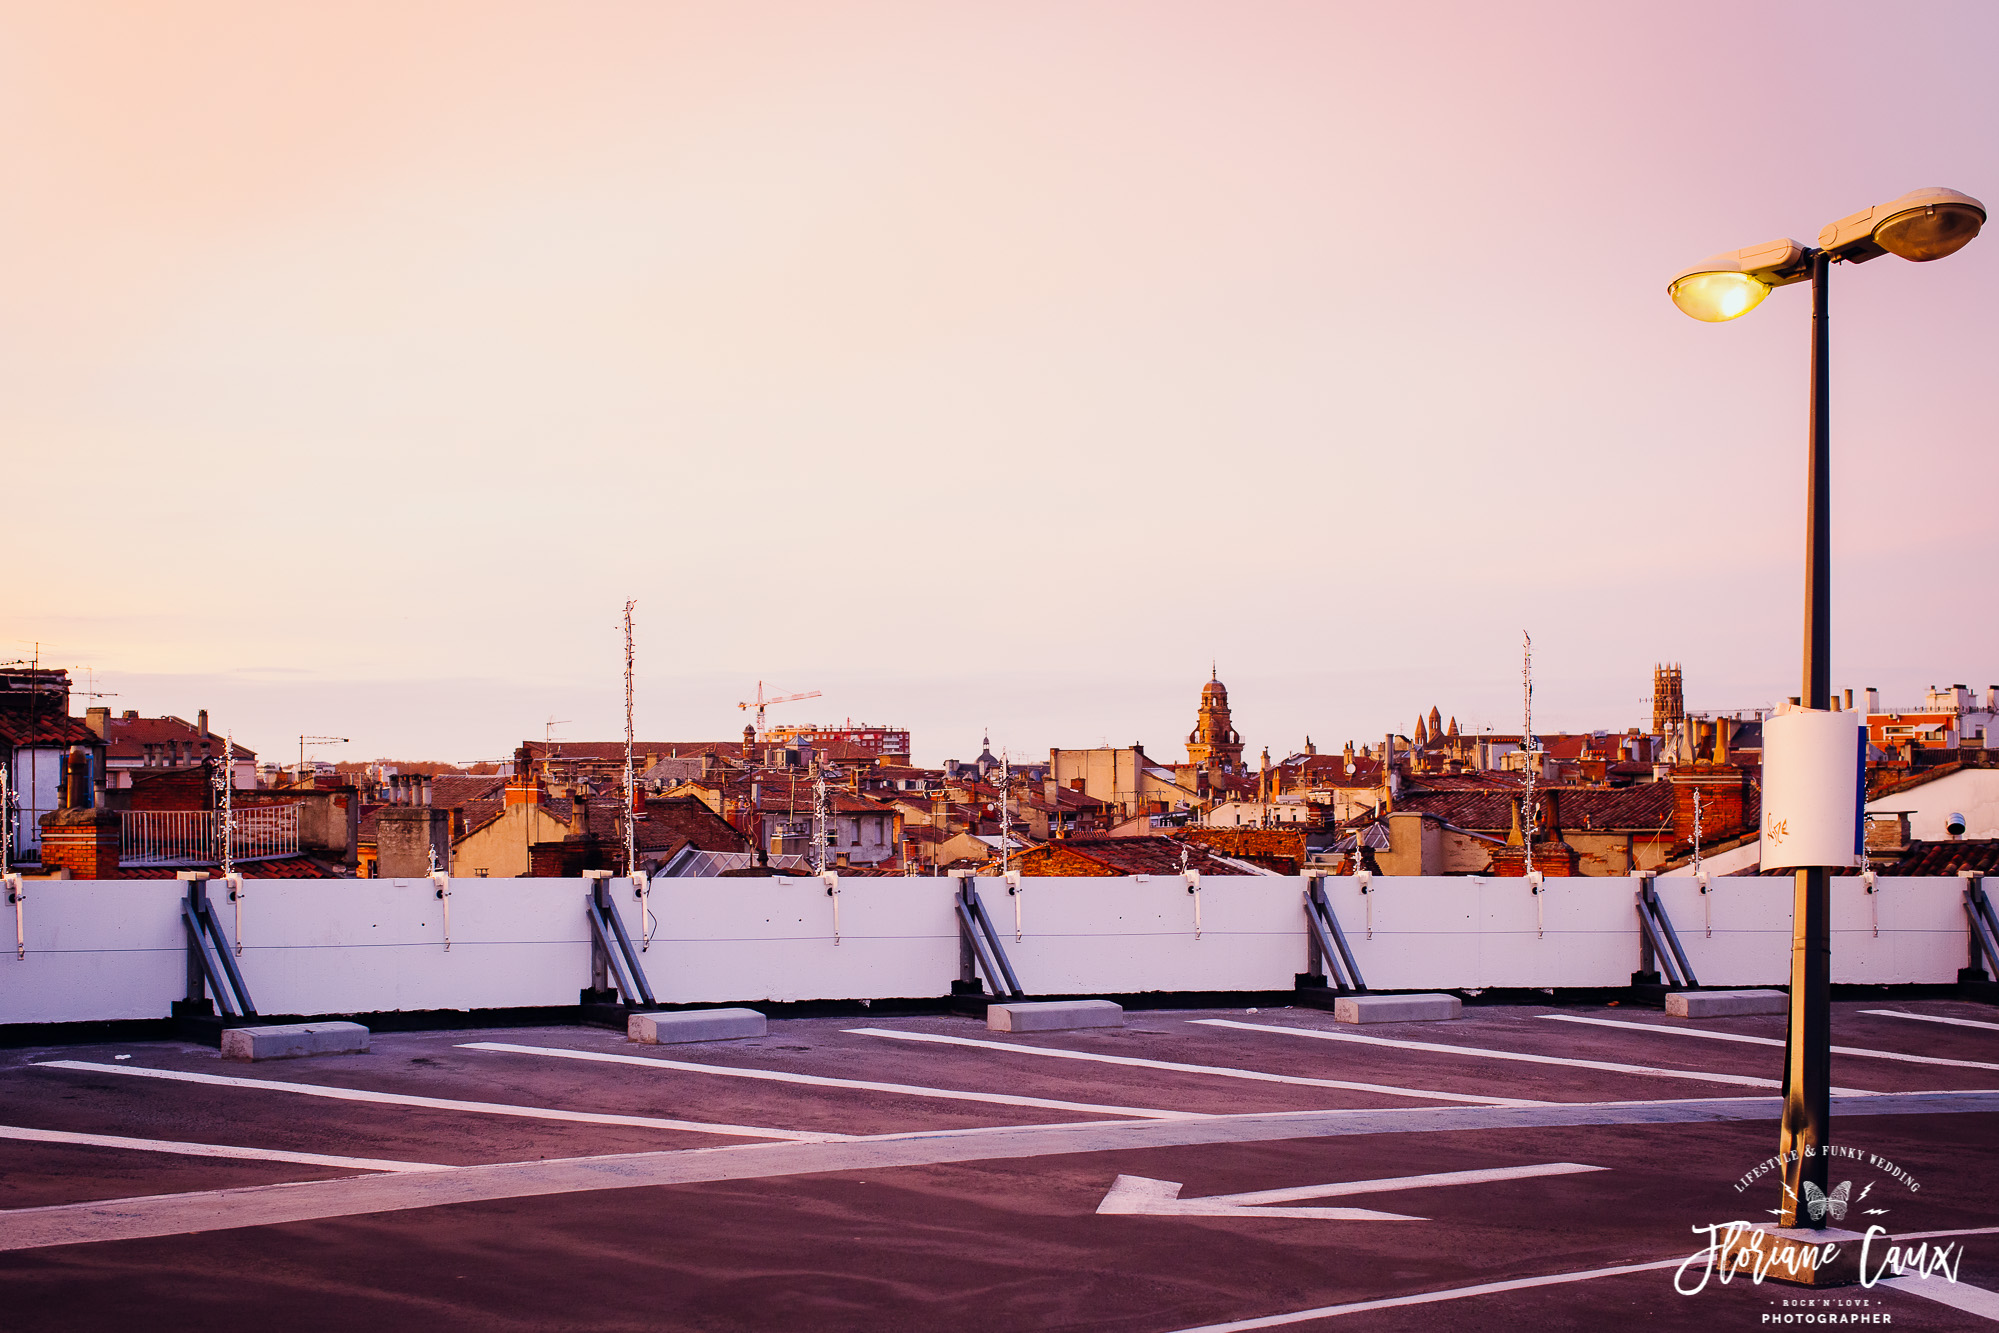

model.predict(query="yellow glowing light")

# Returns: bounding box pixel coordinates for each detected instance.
[1669,270,1771,322]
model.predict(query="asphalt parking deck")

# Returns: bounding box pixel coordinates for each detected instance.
[3,997,1997,1331]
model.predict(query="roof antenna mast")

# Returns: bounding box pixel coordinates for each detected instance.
[1521,631,1538,880]
[621,600,642,913]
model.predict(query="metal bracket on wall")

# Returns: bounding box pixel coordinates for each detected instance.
[5,874,23,960]
[432,873,452,951]
[223,873,246,957]
[822,871,841,945]
[1185,870,1203,940]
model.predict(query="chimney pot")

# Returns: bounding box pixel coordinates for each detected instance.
[197,710,208,738]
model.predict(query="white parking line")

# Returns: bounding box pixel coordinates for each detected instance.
[1166,1257,1686,1330]
[0,1123,448,1173]
[34,1060,842,1142]
[1192,1019,1880,1096]
[1864,1009,1999,1035]
[847,1027,1545,1108]
[1164,1225,1999,1331]
[1878,1274,1999,1320]
[1540,1014,1999,1073]
[460,1041,1199,1120]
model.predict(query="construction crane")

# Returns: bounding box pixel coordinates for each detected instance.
[737,682,821,743]
[297,735,349,780]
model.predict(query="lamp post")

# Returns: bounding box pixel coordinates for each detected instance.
[1669,186,1985,1228]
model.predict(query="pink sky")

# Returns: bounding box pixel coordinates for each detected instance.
[4,1,1995,767]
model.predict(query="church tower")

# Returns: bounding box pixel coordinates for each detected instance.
[1186,667,1245,773]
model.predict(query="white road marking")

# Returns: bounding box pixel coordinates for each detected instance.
[847,1027,1545,1108]
[460,1040,1197,1120]
[1100,1175,1419,1222]
[1165,1226,1999,1331]
[1098,1162,1605,1223]
[1194,1019,1881,1096]
[1541,1013,1999,1073]
[0,1123,448,1174]
[1165,1258,1687,1329]
[1878,1274,1999,1320]
[34,1060,842,1142]
[1864,1009,1999,1035]
[3,1091,1992,1253]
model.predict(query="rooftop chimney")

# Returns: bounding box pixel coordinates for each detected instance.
[197,709,209,738]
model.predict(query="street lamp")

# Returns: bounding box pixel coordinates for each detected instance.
[1669,185,1985,1231]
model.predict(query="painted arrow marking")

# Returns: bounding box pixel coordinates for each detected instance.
[1097,1161,1607,1222]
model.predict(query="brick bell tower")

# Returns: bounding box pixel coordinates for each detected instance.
[1186,666,1245,774]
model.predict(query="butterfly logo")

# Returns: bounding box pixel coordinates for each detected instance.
[1804,1180,1851,1222]
[1771,1179,1885,1221]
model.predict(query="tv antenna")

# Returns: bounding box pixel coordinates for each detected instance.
[298,735,349,780]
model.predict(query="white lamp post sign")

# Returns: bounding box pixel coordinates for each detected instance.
[1760,706,1864,872]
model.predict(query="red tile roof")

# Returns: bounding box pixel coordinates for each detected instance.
[1024,836,1270,876]
[1395,784,1676,833]
[0,713,98,747]
[1872,838,1999,876]
[110,856,344,880]
[97,715,254,761]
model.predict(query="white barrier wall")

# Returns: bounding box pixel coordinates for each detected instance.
[0,873,1985,1025]
[1654,875,1975,987]
[648,875,957,1005]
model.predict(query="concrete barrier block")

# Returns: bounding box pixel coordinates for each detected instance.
[1666,989,1787,1018]
[221,1021,370,1061]
[1333,993,1462,1024]
[987,1000,1124,1033]
[629,1007,768,1044]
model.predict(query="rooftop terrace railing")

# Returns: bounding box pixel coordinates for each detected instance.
[120,807,299,867]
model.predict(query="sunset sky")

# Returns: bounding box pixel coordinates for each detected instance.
[4,1,1995,767]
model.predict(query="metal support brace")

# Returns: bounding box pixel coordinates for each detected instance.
[1005,871,1023,943]
[1964,875,1999,981]
[1356,870,1374,940]
[1302,874,1366,992]
[823,871,841,945]
[952,874,1023,998]
[1527,869,1546,939]
[1636,875,1697,989]
[1185,870,1202,941]
[179,874,256,1018]
[584,871,656,1007]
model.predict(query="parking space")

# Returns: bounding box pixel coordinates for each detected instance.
[3,996,1997,1330]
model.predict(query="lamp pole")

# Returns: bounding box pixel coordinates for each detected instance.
[1671,186,1984,1231]
[1777,248,1833,1228]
